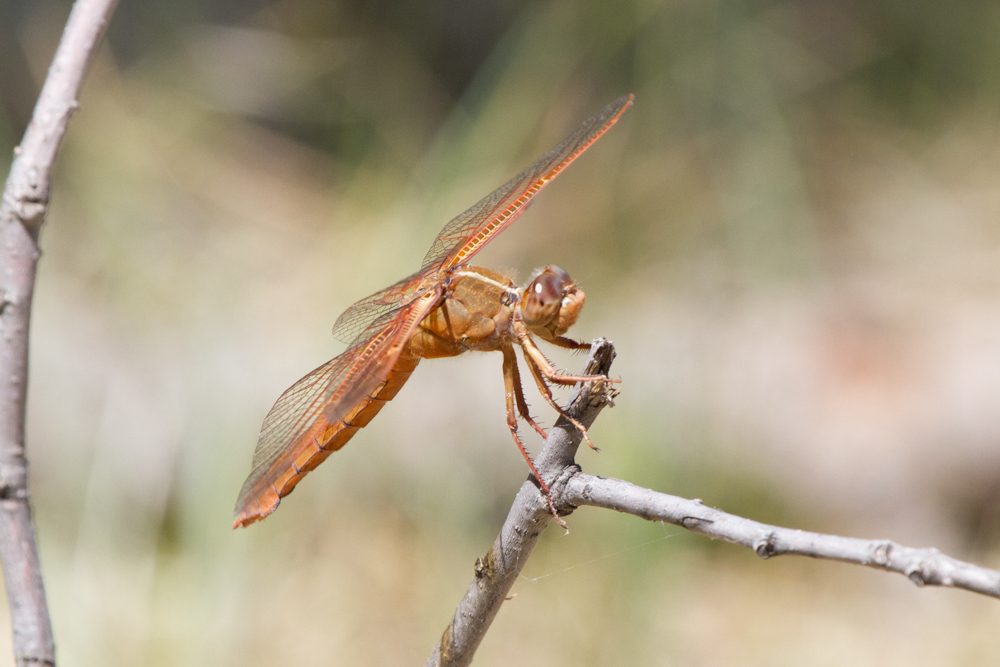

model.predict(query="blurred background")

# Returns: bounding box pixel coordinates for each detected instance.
[3,0,1000,664]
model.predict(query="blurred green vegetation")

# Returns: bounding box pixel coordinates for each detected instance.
[4,0,1000,664]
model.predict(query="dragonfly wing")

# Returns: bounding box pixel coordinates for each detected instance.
[331,271,426,344]
[420,94,633,271]
[234,290,440,527]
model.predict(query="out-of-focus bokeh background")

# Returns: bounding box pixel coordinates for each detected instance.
[3,0,1000,664]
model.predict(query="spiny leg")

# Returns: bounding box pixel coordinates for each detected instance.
[516,322,620,386]
[522,348,601,452]
[502,345,547,439]
[502,346,566,529]
[549,336,591,352]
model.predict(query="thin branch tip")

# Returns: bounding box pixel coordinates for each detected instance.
[566,473,1000,601]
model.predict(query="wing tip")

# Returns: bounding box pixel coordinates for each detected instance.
[232,492,279,529]
[605,93,634,126]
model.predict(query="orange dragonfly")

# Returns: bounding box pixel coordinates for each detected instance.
[234,94,633,528]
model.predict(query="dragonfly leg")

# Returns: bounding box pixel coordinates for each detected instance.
[521,350,600,452]
[549,336,591,352]
[440,297,456,339]
[503,347,567,529]
[502,345,547,439]
[515,322,620,386]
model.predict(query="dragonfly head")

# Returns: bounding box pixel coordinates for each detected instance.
[520,265,585,340]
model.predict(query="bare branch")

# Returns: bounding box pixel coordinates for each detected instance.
[425,339,618,667]
[564,474,1000,599]
[425,335,1000,665]
[0,1,119,665]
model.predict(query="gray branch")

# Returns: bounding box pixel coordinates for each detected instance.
[426,339,1000,666]
[424,339,619,667]
[0,1,119,665]
[564,474,1000,598]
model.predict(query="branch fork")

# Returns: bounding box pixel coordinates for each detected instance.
[427,338,1000,667]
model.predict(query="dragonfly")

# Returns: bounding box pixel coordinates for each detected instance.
[234,94,633,528]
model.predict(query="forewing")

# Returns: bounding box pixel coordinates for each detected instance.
[420,94,633,271]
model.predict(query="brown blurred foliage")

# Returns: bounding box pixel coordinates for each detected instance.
[2,0,1000,664]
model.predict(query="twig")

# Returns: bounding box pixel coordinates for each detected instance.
[426,343,1000,666]
[0,1,119,665]
[424,339,618,667]
[563,474,1000,599]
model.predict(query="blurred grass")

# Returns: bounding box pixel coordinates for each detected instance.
[4,0,1000,664]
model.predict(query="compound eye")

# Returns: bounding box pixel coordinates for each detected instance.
[522,272,564,327]
[545,264,572,285]
[532,273,563,306]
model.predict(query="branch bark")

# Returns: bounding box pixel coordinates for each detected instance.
[0,1,119,665]
[425,339,618,667]
[564,474,1000,599]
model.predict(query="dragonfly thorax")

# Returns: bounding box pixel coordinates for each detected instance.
[406,266,518,358]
